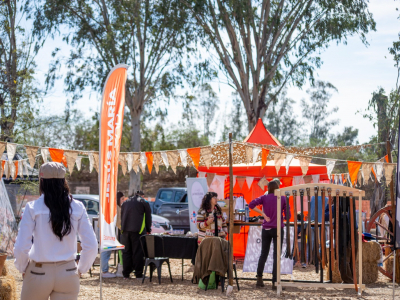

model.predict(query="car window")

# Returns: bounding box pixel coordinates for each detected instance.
[159,191,173,202]
[180,194,187,203]
[86,200,99,215]
[174,191,185,202]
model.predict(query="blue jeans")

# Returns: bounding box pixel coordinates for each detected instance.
[100,251,112,273]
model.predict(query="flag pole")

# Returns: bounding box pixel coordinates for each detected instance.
[393,250,396,300]
[228,133,234,288]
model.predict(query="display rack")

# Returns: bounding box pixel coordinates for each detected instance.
[274,183,365,296]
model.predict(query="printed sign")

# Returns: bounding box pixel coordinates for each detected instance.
[186,178,207,233]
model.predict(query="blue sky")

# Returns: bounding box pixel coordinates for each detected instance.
[38,0,400,144]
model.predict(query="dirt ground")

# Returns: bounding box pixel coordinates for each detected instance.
[6,257,398,300]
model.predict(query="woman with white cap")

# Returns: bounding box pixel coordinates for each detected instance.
[14,162,98,300]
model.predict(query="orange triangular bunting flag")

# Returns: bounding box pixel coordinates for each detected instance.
[347,161,362,186]
[385,155,389,162]
[261,149,269,169]
[145,152,154,174]
[187,147,201,169]
[14,161,18,180]
[49,148,67,167]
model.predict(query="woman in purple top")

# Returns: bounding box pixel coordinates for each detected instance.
[249,180,290,290]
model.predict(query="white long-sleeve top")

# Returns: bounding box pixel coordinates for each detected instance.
[14,195,98,274]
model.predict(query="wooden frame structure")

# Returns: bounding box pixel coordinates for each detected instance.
[274,183,365,296]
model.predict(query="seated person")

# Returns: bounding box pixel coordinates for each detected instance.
[196,192,227,244]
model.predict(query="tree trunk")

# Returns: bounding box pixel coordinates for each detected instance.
[128,109,141,196]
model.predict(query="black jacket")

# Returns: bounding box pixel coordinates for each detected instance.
[121,195,152,233]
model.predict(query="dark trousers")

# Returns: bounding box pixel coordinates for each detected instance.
[256,228,283,282]
[121,231,144,278]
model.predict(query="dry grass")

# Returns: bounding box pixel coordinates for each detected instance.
[5,257,400,300]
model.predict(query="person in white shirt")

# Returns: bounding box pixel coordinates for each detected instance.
[14,162,98,300]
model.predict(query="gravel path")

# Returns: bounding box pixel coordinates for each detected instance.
[6,257,398,299]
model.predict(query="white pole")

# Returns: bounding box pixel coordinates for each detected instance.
[275,189,281,295]
[393,250,396,300]
[100,254,103,300]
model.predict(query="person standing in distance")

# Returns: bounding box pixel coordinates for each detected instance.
[14,162,98,300]
[248,180,290,290]
[121,190,152,279]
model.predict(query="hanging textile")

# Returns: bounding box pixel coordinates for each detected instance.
[167,151,179,174]
[7,143,16,162]
[312,175,320,183]
[274,153,285,174]
[206,173,215,187]
[237,177,246,189]
[179,150,188,167]
[347,161,362,186]
[139,152,147,174]
[153,152,161,174]
[258,177,269,189]
[252,147,261,164]
[285,154,294,175]
[64,150,79,174]
[384,164,396,186]
[326,159,336,178]
[161,151,169,169]
[118,153,128,176]
[145,152,154,174]
[261,149,269,169]
[299,156,312,176]
[25,146,38,168]
[187,147,200,169]
[293,176,305,185]
[200,146,212,169]
[246,177,254,189]
[127,153,133,172]
[375,162,384,183]
[41,148,50,164]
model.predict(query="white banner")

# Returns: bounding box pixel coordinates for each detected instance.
[186,178,208,233]
[243,226,294,275]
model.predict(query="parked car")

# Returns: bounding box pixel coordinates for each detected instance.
[156,193,189,233]
[150,187,187,214]
[72,194,173,235]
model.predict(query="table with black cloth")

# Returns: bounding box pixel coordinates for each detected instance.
[146,235,198,280]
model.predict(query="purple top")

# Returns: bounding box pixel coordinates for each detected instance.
[249,194,290,229]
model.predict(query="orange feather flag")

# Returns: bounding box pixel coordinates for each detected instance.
[261,149,269,169]
[49,148,67,167]
[187,148,201,169]
[145,152,153,174]
[347,161,362,186]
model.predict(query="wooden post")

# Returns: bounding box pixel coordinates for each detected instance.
[228,133,234,286]
[275,188,282,295]
[387,140,395,218]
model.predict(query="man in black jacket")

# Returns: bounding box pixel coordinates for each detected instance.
[121,190,152,279]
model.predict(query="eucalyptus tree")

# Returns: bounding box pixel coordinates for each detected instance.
[0,0,41,142]
[35,0,196,194]
[185,0,376,131]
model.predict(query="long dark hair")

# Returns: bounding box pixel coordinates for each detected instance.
[39,178,72,241]
[117,191,124,207]
[200,192,221,214]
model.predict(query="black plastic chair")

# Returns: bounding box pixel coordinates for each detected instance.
[140,235,173,284]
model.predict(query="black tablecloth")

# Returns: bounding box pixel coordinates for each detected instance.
[145,235,198,265]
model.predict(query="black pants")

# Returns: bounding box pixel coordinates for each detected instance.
[121,231,144,278]
[256,228,283,282]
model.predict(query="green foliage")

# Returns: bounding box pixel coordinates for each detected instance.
[186,0,376,128]
[220,93,247,142]
[0,0,42,141]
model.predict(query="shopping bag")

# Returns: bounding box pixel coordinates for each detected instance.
[198,271,217,290]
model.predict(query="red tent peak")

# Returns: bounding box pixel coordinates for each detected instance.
[243,118,282,146]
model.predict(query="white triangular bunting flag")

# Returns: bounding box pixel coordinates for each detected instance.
[4,161,9,179]
[41,148,50,164]
[139,152,147,174]
[252,147,262,164]
[246,176,254,189]
[326,159,336,178]
[375,162,384,183]
[7,143,16,162]
[233,175,237,186]
[312,175,320,183]
[285,154,294,175]
[88,153,94,173]
[10,161,16,179]
[18,160,24,177]
[64,150,79,175]
[179,150,188,167]
[127,153,133,172]
[23,160,29,176]
[76,157,82,171]
[384,164,396,186]
[362,163,373,184]
[198,172,206,177]
[161,151,169,169]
